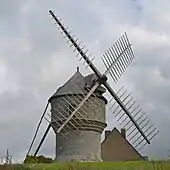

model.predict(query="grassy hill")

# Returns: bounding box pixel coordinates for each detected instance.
[0,161,170,170]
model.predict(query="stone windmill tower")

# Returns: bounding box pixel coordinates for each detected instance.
[26,10,159,162]
[49,67,107,161]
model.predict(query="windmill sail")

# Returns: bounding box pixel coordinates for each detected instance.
[26,102,50,157]
[49,10,158,146]
[49,10,100,77]
[108,86,159,150]
[101,32,135,83]
[33,123,51,156]
[26,9,158,160]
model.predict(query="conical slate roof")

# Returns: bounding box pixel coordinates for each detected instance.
[49,67,107,103]
[49,67,85,99]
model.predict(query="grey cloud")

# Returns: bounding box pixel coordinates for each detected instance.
[0,90,40,159]
[0,0,170,162]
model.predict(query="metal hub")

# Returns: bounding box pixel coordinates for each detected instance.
[98,75,108,84]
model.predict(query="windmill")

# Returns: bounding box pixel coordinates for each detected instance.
[26,10,159,162]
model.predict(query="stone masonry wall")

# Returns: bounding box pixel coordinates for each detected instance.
[50,95,106,123]
[50,95,106,162]
[55,130,102,162]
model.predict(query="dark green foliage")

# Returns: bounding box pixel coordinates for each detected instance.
[24,155,53,164]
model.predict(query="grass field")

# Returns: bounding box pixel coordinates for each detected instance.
[0,161,170,170]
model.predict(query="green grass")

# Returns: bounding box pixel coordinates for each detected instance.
[1,161,170,170]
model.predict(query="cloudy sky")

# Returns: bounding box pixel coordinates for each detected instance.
[0,0,170,162]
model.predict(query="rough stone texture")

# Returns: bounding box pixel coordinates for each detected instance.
[55,131,102,162]
[50,95,106,162]
[50,95,106,123]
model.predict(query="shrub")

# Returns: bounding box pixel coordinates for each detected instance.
[24,155,53,164]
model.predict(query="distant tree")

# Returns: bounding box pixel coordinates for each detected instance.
[2,149,12,165]
[5,149,9,164]
[9,155,12,164]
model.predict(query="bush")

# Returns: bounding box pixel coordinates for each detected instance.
[24,155,53,164]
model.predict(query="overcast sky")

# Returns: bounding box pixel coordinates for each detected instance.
[0,0,170,162]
